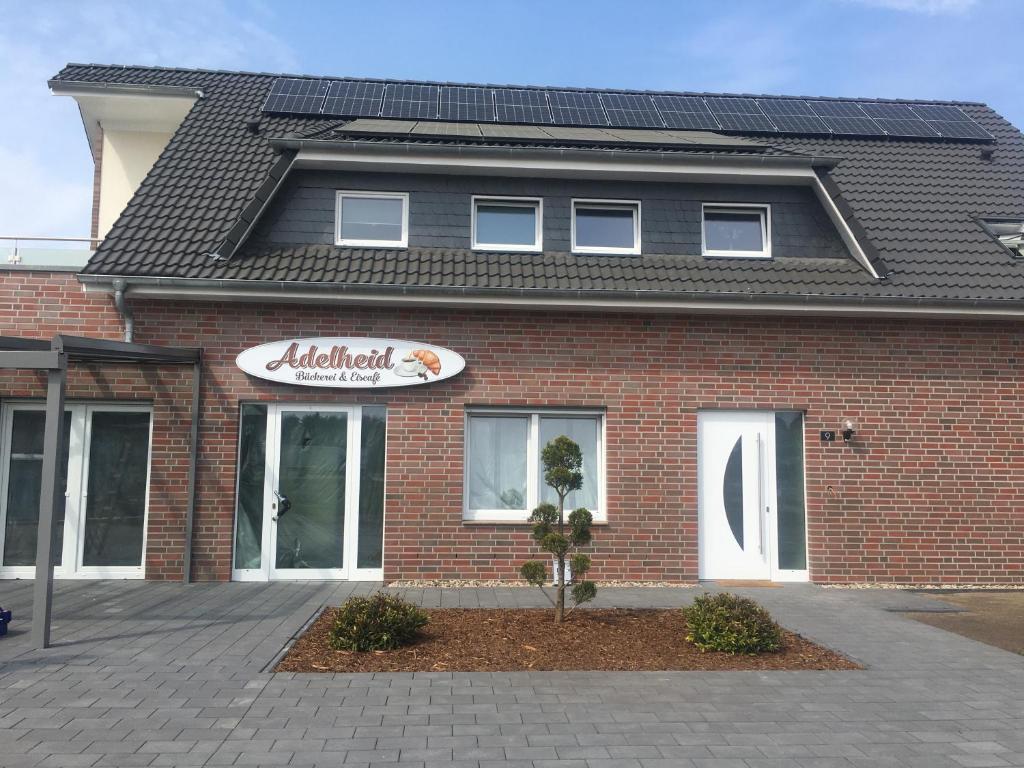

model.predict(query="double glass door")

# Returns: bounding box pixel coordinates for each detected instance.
[0,403,152,578]
[232,404,385,581]
[698,411,808,582]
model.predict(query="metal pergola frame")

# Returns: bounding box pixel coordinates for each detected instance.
[0,334,201,648]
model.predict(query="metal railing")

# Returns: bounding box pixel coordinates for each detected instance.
[1,235,101,264]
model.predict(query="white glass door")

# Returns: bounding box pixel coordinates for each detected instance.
[232,404,385,581]
[0,403,152,579]
[698,411,807,582]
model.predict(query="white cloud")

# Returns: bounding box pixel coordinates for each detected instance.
[0,0,298,238]
[841,0,979,14]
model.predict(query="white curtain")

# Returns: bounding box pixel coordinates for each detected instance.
[468,416,528,510]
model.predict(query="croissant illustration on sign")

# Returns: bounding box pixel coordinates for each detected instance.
[395,349,442,380]
[236,337,465,388]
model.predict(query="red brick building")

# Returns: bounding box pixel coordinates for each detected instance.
[2,64,1023,585]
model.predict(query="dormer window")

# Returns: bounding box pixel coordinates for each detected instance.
[336,191,408,248]
[572,200,641,255]
[980,218,1024,256]
[702,204,771,258]
[472,196,543,252]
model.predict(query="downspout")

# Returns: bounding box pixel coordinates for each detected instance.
[112,278,134,342]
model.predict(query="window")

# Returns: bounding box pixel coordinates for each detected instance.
[472,196,542,251]
[702,204,771,258]
[0,402,152,578]
[980,218,1024,256]
[336,191,408,247]
[572,199,641,255]
[464,410,604,522]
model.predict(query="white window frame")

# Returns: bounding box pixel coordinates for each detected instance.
[335,190,409,248]
[571,199,642,255]
[471,196,543,252]
[463,408,606,523]
[0,401,153,580]
[701,203,772,259]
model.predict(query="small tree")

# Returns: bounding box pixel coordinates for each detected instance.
[519,435,597,623]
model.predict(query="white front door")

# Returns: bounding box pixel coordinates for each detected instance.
[698,411,808,582]
[0,402,153,579]
[232,404,386,581]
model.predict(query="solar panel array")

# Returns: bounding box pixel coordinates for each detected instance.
[262,77,994,141]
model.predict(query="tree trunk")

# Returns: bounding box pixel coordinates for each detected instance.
[555,553,565,623]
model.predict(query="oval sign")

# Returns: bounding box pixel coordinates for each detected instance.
[236,337,466,388]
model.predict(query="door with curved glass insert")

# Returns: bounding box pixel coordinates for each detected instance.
[697,411,807,581]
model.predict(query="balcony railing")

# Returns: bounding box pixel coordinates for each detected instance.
[1,236,100,268]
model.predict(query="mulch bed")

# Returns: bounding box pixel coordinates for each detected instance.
[276,608,860,673]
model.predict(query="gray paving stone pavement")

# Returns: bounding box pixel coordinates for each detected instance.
[1,580,1023,767]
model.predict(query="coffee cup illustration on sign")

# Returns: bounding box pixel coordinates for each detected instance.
[394,349,442,381]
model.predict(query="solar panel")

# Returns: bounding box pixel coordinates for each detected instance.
[858,102,920,121]
[805,101,885,135]
[439,86,494,122]
[548,91,608,125]
[601,93,664,128]
[908,104,969,121]
[872,118,941,138]
[909,105,993,140]
[380,84,439,119]
[262,78,330,114]
[410,122,483,137]
[768,114,832,134]
[927,120,993,140]
[704,97,776,132]
[321,81,385,117]
[651,95,721,130]
[260,76,996,143]
[493,89,553,123]
[755,99,829,133]
[756,98,817,116]
[817,116,885,135]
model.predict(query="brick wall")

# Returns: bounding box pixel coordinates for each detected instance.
[134,297,1024,585]
[4,270,1023,584]
[0,270,193,580]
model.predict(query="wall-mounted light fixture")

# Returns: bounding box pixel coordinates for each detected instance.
[841,419,856,443]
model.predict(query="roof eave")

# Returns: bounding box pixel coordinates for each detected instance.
[75,273,1024,319]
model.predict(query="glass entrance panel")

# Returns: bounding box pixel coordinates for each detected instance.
[234,405,268,570]
[275,411,348,571]
[774,411,807,572]
[356,406,386,570]
[2,410,72,566]
[81,411,150,567]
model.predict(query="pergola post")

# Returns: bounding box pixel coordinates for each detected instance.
[182,358,202,583]
[31,350,67,649]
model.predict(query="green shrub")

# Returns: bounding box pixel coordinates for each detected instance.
[329,593,428,652]
[684,592,783,654]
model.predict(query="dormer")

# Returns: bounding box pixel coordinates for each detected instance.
[49,80,200,240]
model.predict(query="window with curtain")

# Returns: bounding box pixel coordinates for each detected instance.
[464,411,604,521]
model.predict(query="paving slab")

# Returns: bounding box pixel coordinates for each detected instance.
[1,580,1024,767]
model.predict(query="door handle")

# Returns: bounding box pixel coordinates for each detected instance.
[272,490,291,521]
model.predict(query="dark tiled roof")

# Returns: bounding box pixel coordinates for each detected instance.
[54,63,1024,305]
[198,245,877,296]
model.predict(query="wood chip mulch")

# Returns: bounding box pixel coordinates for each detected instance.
[275,608,860,673]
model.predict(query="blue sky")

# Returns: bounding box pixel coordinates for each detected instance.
[2,0,1021,239]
